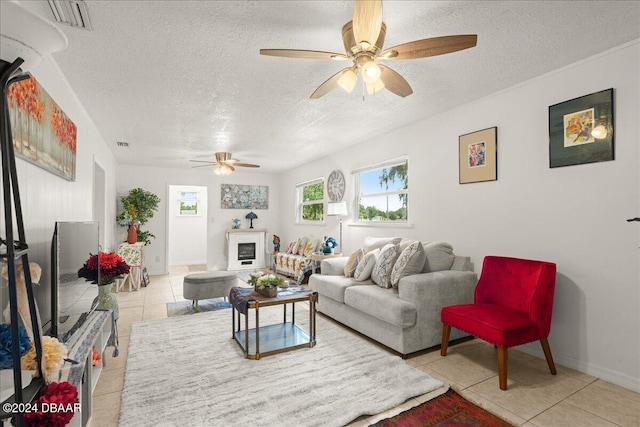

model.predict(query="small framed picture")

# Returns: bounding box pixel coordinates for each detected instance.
[549,88,614,168]
[459,127,497,184]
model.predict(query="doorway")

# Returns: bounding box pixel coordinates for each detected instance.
[93,160,106,249]
[167,185,208,268]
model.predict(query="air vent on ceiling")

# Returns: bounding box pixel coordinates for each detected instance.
[116,141,129,148]
[47,0,93,31]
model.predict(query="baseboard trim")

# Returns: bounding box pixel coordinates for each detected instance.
[519,342,640,393]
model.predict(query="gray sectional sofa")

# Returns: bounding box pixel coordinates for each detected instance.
[309,238,477,357]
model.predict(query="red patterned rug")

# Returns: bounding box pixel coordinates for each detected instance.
[371,389,514,427]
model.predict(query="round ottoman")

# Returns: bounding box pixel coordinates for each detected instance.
[183,271,238,311]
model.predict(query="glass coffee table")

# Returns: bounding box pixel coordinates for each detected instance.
[229,286,317,359]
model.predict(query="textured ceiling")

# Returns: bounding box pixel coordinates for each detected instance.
[14,1,640,173]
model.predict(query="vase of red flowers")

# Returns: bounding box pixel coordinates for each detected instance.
[78,252,130,321]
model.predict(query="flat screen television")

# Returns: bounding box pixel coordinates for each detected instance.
[51,221,100,341]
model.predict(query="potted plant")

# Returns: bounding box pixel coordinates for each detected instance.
[252,272,285,297]
[116,188,160,245]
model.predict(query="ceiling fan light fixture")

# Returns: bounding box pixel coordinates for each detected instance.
[366,79,385,95]
[362,60,381,84]
[214,164,233,175]
[337,68,358,92]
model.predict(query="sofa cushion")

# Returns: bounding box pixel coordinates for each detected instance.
[372,243,400,288]
[344,285,417,328]
[390,241,426,288]
[354,248,379,281]
[309,275,368,303]
[285,242,295,254]
[363,236,402,253]
[422,242,455,273]
[344,249,365,277]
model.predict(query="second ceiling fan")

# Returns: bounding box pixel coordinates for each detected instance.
[260,0,477,99]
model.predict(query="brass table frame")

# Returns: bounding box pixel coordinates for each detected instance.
[232,291,317,359]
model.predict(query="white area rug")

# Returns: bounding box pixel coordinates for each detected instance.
[120,308,444,427]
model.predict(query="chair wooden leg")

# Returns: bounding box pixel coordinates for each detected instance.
[540,338,557,375]
[497,347,508,390]
[441,324,451,356]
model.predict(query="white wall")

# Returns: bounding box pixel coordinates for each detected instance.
[116,165,280,274]
[168,185,207,265]
[278,41,640,391]
[1,56,119,328]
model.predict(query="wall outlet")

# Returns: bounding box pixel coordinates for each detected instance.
[155,256,160,262]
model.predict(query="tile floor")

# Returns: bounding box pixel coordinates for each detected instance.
[89,266,640,427]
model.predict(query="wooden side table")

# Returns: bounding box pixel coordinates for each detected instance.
[117,242,144,291]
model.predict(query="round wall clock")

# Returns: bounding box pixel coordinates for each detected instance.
[327,169,346,202]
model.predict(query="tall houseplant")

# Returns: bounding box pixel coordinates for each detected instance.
[116,188,160,245]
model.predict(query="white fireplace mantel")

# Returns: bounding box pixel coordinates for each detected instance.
[226,229,267,271]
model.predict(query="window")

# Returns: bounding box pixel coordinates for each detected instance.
[355,159,408,223]
[179,192,199,215]
[297,178,324,222]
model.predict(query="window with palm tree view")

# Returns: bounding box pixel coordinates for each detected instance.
[297,178,324,222]
[356,160,408,222]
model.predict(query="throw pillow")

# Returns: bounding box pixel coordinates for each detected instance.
[390,241,426,288]
[304,237,319,257]
[285,242,295,254]
[422,242,455,273]
[362,236,402,253]
[371,243,400,288]
[344,249,365,278]
[354,248,379,281]
[297,237,308,255]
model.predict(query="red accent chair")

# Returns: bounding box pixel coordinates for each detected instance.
[440,256,557,390]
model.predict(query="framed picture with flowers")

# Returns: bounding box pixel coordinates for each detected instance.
[549,88,614,168]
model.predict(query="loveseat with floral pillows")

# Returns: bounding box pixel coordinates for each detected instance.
[274,236,323,283]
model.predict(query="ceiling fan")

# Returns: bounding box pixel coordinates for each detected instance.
[190,152,260,175]
[260,0,477,99]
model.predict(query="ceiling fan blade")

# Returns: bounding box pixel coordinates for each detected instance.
[233,163,260,168]
[381,35,477,60]
[352,0,383,48]
[189,160,218,164]
[378,64,413,97]
[260,49,348,60]
[192,164,216,168]
[310,68,352,99]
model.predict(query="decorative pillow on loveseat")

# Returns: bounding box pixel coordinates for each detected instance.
[371,243,400,288]
[354,248,379,281]
[390,241,426,288]
[344,249,365,278]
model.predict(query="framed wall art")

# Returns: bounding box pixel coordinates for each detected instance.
[549,88,614,168]
[221,184,269,209]
[459,126,497,184]
[7,76,77,181]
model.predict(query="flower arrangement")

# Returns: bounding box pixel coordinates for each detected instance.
[0,323,31,369]
[256,273,285,289]
[247,270,265,286]
[78,252,130,286]
[21,336,67,381]
[24,381,79,427]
